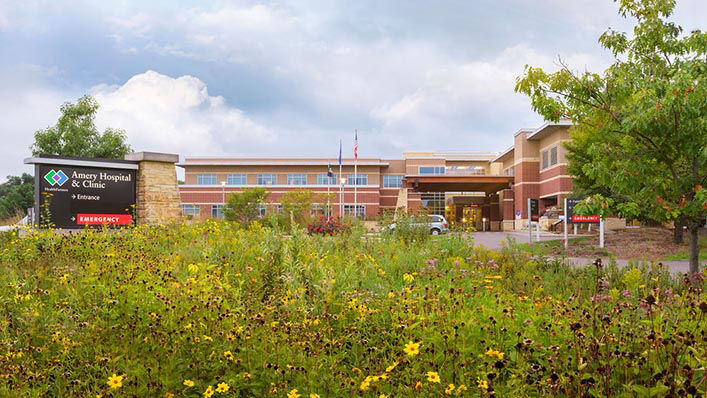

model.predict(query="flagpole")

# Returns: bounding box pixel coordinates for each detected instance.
[339,140,343,217]
[354,130,358,218]
[327,168,330,218]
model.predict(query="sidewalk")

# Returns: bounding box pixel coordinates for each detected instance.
[560,257,702,275]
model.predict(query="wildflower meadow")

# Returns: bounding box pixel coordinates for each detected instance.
[0,221,706,397]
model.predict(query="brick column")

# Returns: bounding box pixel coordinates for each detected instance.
[125,152,182,225]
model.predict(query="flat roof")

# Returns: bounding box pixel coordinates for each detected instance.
[177,161,389,167]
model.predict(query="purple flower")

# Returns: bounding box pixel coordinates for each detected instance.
[621,289,630,298]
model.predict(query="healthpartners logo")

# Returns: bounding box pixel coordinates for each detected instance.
[44,169,69,186]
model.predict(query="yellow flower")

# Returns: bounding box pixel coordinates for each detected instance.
[379,395,388,398]
[385,361,399,372]
[414,381,423,390]
[215,382,230,393]
[183,379,195,387]
[287,389,301,398]
[403,273,414,283]
[426,371,441,383]
[477,377,488,390]
[106,374,123,389]
[404,341,420,356]
[242,372,252,379]
[456,384,468,394]
[485,349,504,360]
[164,393,175,398]
[445,383,455,394]
[203,385,214,398]
[223,351,234,361]
[310,394,321,398]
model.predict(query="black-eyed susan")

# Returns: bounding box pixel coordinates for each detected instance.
[203,385,214,397]
[426,371,441,383]
[404,341,420,356]
[183,379,195,387]
[106,374,123,389]
[287,389,301,398]
[215,382,229,393]
[445,383,455,394]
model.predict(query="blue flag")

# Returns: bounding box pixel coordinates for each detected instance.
[338,140,342,166]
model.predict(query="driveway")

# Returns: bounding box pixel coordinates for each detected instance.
[469,231,561,250]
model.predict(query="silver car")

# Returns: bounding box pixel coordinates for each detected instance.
[384,215,450,235]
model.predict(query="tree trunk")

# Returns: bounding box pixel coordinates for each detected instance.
[673,218,683,244]
[688,221,700,274]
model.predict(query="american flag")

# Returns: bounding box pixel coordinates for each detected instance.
[354,130,358,160]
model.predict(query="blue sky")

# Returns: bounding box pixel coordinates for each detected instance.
[1,0,705,180]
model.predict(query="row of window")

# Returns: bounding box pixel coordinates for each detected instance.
[183,203,362,218]
[196,173,374,186]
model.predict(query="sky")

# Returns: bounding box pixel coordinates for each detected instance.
[1,0,705,181]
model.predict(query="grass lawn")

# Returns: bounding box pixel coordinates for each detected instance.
[663,233,707,260]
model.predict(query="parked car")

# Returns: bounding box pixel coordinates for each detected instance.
[383,215,450,235]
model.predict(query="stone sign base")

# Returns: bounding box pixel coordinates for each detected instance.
[125,152,181,225]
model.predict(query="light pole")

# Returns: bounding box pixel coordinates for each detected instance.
[340,177,346,217]
[220,181,226,218]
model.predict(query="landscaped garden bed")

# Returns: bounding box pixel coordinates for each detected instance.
[0,222,705,396]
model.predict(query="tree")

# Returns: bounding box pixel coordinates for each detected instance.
[223,188,269,225]
[516,0,707,273]
[0,173,34,220]
[31,95,131,159]
[280,189,330,225]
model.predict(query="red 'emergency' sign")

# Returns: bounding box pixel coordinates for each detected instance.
[77,214,133,225]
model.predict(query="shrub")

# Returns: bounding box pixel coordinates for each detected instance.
[307,216,344,235]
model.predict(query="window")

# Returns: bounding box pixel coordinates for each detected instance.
[383,175,403,188]
[287,174,307,185]
[182,204,200,216]
[541,150,549,170]
[541,146,558,170]
[212,204,224,218]
[256,204,267,217]
[420,192,445,215]
[257,174,277,185]
[227,174,246,185]
[276,204,283,213]
[419,166,445,175]
[504,166,515,176]
[347,174,368,185]
[550,146,558,167]
[197,174,217,185]
[317,174,337,185]
[344,204,365,216]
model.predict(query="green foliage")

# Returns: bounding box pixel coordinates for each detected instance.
[0,222,705,396]
[31,95,132,159]
[279,189,330,224]
[0,174,34,219]
[516,0,707,271]
[223,188,269,225]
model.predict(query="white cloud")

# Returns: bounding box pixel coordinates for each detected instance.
[90,70,275,156]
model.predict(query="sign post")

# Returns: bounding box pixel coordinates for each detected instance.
[567,198,603,248]
[528,198,539,243]
[25,155,137,229]
[564,197,568,249]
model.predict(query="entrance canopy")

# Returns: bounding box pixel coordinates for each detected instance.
[404,175,513,194]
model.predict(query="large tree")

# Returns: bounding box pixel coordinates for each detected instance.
[516,0,707,273]
[31,95,131,159]
[0,173,34,220]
